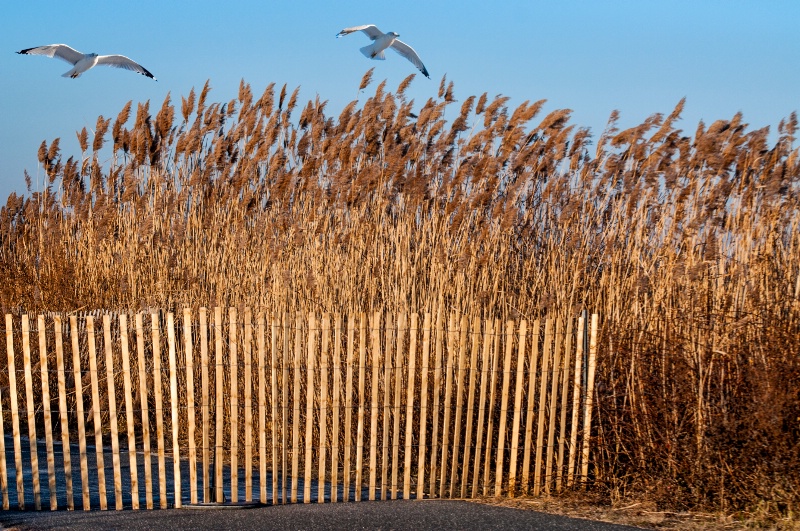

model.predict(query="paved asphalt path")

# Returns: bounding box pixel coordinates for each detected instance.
[0,499,640,530]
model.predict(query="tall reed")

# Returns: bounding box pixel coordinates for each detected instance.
[1,76,798,516]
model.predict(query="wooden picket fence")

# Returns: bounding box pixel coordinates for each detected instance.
[0,308,598,511]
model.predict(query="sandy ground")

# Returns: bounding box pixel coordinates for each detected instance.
[472,493,800,530]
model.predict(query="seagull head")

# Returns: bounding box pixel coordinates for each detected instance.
[388,32,399,37]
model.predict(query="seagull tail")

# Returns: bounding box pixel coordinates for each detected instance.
[360,44,386,61]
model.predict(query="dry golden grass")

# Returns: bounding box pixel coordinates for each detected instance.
[0,75,798,520]
[474,492,800,530]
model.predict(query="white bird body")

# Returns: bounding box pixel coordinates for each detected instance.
[337,25,429,78]
[17,44,156,80]
[66,53,101,78]
[361,31,399,60]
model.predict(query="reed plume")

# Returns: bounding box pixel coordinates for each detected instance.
[0,76,798,518]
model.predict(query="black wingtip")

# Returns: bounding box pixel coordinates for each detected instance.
[17,48,33,55]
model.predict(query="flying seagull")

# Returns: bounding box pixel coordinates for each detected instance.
[17,44,156,80]
[336,25,429,78]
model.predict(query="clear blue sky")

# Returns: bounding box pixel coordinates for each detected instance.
[1,1,798,201]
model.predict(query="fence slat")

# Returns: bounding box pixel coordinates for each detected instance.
[291,312,301,504]
[580,314,599,485]
[566,315,585,488]
[268,315,278,505]
[521,320,541,495]
[229,308,239,503]
[391,312,406,500]
[508,320,527,497]
[167,313,182,508]
[0,359,7,510]
[416,312,431,499]
[533,317,553,496]
[120,315,139,510]
[136,314,153,509]
[102,315,123,510]
[244,308,253,502]
[355,313,367,502]
[6,315,24,510]
[22,315,42,510]
[72,316,90,510]
[200,308,210,503]
[184,309,197,505]
[494,320,515,497]
[257,312,266,505]
[380,316,393,501]
[343,315,356,502]
[281,312,290,504]
[37,316,57,510]
[461,315,481,498]
[368,310,381,501]
[556,317,574,492]
[318,314,330,504]
[545,317,564,493]
[428,306,444,497]
[482,319,501,496]
[53,316,73,510]
[214,307,224,504]
[471,318,493,499]
[403,313,418,500]
[330,314,343,503]
[151,313,167,509]
[449,315,468,497]
[87,316,107,510]
[438,312,456,498]
[304,313,316,504]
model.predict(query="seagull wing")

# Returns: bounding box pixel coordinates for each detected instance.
[96,55,156,80]
[390,39,430,78]
[336,24,384,40]
[17,44,85,65]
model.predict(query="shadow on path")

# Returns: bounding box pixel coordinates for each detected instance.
[1,435,359,510]
[0,499,642,531]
